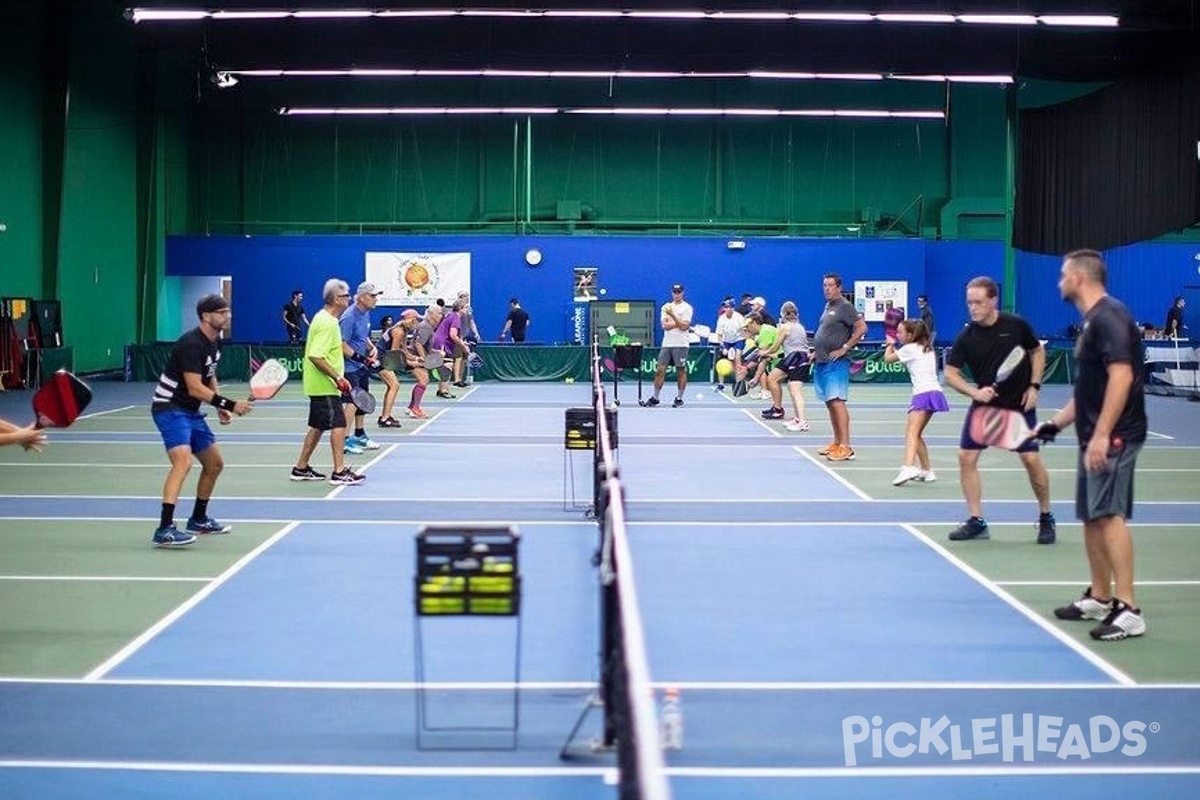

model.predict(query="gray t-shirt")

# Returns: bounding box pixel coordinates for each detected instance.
[812,297,859,363]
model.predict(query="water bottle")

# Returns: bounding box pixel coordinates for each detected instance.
[659,687,683,751]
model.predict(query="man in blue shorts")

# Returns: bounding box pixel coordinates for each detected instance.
[944,276,1055,545]
[1035,250,1148,640]
[150,294,253,548]
[811,273,866,461]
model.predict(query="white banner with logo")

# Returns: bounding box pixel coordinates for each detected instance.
[853,280,908,322]
[364,252,471,306]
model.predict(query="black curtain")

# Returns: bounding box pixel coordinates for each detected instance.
[1014,59,1200,255]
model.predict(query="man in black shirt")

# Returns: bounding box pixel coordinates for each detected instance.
[1034,250,1148,641]
[500,297,531,343]
[944,276,1056,544]
[1163,295,1185,339]
[917,294,936,343]
[150,294,253,548]
[283,289,310,343]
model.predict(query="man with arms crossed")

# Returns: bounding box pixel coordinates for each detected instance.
[811,273,866,461]
[642,283,693,408]
[944,276,1055,544]
[1036,250,1148,640]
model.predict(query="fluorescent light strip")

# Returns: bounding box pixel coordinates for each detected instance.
[128,8,1120,27]
[226,68,1006,84]
[280,106,945,119]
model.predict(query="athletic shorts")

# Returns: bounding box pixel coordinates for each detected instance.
[812,360,850,403]
[1077,440,1142,522]
[778,351,811,382]
[308,395,348,431]
[656,346,689,369]
[347,369,371,392]
[152,408,215,454]
[960,405,1039,453]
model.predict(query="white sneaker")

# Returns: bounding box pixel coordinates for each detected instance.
[892,465,923,486]
[916,469,937,483]
[358,435,381,450]
[784,418,810,432]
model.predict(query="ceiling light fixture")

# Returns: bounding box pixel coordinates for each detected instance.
[278,106,946,119]
[221,68,1009,84]
[127,8,1120,28]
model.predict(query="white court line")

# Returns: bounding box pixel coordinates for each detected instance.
[0,677,595,690]
[998,580,1200,587]
[78,405,135,420]
[3,494,1199,506]
[83,521,302,681]
[0,575,211,583]
[834,466,1200,473]
[0,517,594,526]
[4,676,1197,690]
[0,760,612,778]
[667,766,1200,778]
[898,523,1134,686]
[326,442,399,499]
[793,447,873,500]
[626,520,1200,527]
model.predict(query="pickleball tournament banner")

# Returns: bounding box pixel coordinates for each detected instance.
[365,252,471,306]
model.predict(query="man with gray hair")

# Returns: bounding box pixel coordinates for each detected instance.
[291,278,364,486]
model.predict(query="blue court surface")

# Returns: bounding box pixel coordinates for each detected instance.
[1,382,1198,799]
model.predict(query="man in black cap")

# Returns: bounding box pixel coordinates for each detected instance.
[149,294,253,548]
[642,283,694,407]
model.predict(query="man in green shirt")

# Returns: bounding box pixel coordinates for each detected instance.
[291,278,365,486]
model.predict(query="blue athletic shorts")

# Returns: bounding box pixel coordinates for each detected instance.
[152,408,216,453]
[812,360,850,403]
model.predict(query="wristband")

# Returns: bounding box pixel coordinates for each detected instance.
[1030,382,1042,390]
[211,394,237,412]
[348,351,366,364]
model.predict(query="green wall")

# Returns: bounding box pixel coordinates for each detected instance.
[0,3,45,299]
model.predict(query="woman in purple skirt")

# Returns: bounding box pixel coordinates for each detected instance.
[884,319,949,486]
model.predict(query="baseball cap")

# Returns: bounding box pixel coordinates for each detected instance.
[399,309,419,320]
[196,294,229,316]
[356,282,384,296]
[752,296,766,307]
[671,283,684,292]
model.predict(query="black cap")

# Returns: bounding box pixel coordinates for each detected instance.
[196,294,229,316]
[671,283,684,292]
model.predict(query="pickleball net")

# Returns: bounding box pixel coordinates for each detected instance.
[590,340,672,800]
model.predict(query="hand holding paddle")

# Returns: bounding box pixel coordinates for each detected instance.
[18,369,95,450]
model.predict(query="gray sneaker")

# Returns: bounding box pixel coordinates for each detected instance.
[1054,588,1111,621]
[1089,601,1146,641]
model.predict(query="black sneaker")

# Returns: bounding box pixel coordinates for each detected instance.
[672,396,684,408]
[1036,513,1057,545]
[377,416,402,428]
[290,466,327,482]
[1054,587,1111,621]
[1089,600,1146,641]
[640,397,660,407]
[329,468,365,486]
[761,407,785,419]
[436,390,456,399]
[948,517,989,541]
